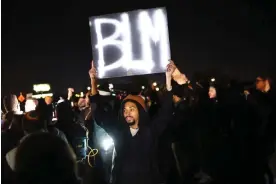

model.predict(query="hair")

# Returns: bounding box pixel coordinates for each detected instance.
[22,111,46,135]
[258,75,273,85]
[15,132,80,184]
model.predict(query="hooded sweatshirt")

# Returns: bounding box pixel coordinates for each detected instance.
[90,91,173,184]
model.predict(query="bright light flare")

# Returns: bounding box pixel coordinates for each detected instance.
[156,87,160,91]
[87,86,91,90]
[211,78,216,82]
[101,137,114,151]
[153,82,157,87]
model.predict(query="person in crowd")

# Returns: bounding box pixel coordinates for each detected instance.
[89,60,179,184]
[14,132,81,184]
[45,96,53,105]
[244,75,276,184]
[2,94,23,131]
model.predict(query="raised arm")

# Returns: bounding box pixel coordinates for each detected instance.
[88,61,119,135]
[151,60,177,137]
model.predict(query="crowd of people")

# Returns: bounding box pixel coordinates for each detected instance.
[1,60,276,184]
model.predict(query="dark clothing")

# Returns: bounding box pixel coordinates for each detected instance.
[90,91,173,184]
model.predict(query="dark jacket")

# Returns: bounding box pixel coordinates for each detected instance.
[90,91,173,184]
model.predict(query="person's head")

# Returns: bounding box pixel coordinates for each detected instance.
[98,82,111,96]
[173,95,182,104]
[85,93,90,106]
[3,94,20,113]
[208,86,217,99]
[15,132,79,184]
[78,98,86,109]
[122,95,147,128]
[256,76,271,92]
[22,110,45,135]
[25,98,38,113]
[45,96,53,105]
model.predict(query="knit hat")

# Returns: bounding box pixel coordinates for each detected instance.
[123,95,147,111]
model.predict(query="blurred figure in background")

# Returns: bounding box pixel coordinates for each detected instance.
[14,132,81,184]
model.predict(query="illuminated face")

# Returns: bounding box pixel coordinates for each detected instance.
[256,77,266,91]
[123,101,139,126]
[208,87,217,99]
[45,97,53,105]
[25,99,37,113]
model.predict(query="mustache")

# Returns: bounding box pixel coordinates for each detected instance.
[126,116,134,119]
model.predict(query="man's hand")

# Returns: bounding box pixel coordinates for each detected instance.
[68,88,74,100]
[89,61,97,79]
[165,60,176,91]
[169,59,188,85]
[166,60,177,79]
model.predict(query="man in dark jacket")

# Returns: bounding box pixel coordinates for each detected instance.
[88,60,178,184]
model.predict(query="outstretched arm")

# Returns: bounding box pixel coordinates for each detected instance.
[151,60,176,137]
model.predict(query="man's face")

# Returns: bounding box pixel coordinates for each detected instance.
[256,77,266,91]
[208,86,217,99]
[123,101,139,126]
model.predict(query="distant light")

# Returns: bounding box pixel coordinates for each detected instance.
[97,84,100,88]
[142,86,145,89]
[156,87,160,91]
[153,82,157,87]
[32,93,53,99]
[211,78,216,82]
[112,93,116,96]
[87,86,91,90]
[109,83,114,89]
[80,92,84,97]
[33,84,51,92]
[75,94,80,97]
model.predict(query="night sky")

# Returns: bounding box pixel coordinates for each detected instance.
[2,0,276,95]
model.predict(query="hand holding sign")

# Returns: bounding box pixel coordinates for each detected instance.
[89,61,98,79]
[170,60,188,85]
[166,60,176,79]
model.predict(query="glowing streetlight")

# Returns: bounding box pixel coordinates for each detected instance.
[211,78,215,82]
[142,86,145,89]
[87,86,91,90]
[153,82,157,87]
[156,87,160,91]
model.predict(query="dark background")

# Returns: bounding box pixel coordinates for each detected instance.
[2,0,276,95]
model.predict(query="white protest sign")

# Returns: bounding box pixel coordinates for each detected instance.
[89,7,171,78]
